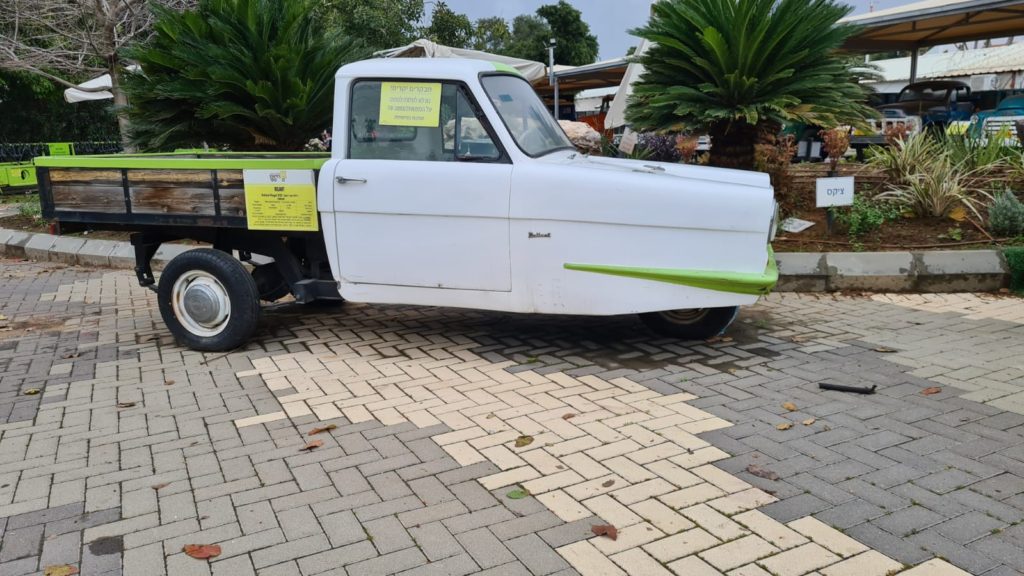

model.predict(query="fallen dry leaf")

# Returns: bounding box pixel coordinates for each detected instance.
[151,483,170,491]
[561,413,576,420]
[601,479,616,488]
[486,413,496,419]
[165,380,175,386]
[116,402,136,409]
[746,464,780,481]
[299,440,324,452]
[514,435,534,448]
[591,524,618,540]
[62,352,79,359]
[183,544,221,560]
[308,424,337,436]
[873,347,897,353]
[776,423,793,431]
[43,565,79,576]
[921,387,942,396]
[24,388,40,395]
[782,402,798,412]
[802,418,817,426]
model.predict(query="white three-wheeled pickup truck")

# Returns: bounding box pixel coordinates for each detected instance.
[35,59,778,351]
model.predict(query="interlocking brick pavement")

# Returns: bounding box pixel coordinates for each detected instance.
[1,261,1022,575]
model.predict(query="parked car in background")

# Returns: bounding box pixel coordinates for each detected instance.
[969,94,1024,143]
[877,80,973,128]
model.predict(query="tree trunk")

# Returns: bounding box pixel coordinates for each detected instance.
[108,62,136,153]
[707,120,758,171]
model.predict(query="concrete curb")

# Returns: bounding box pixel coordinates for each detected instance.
[775,250,1010,292]
[0,227,1010,293]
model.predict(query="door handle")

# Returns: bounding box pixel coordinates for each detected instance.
[336,176,367,185]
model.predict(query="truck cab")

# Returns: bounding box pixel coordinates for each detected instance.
[320,59,777,318]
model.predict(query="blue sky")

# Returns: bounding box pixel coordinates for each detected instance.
[440,0,907,60]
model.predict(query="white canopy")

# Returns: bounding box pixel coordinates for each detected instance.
[605,39,650,130]
[375,39,548,83]
[64,74,114,103]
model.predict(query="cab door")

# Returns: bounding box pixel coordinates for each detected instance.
[333,80,512,292]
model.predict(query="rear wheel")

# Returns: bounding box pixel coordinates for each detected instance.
[639,306,739,340]
[158,249,261,351]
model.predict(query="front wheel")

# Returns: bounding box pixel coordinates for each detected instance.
[158,249,261,351]
[639,306,739,340]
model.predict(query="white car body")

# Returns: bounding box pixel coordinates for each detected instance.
[317,59,777,317]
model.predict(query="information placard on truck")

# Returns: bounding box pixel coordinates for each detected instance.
[379,82,442,127]
[243,169,318,231]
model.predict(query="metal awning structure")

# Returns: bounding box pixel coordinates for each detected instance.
[840,0,1024,82]
[533,57,629,117]
[533,57,629,97]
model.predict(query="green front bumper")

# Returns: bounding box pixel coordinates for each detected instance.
[564,246,779,296]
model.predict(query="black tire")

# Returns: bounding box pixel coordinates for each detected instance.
[252,263,290,302]
[158,248,261,351]
[639,306,739,340]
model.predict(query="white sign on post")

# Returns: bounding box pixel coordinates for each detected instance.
[816,176,855,208]
[618,129,638,155]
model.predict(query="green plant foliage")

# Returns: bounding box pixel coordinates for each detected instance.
[866,133,941,186]
[877,155,986,220]
[1005,247,1024,293]
[423,1,473,49]
[0,71,118,142]
[536,1,599,66]
[323,0,424,50]
[834,196,902,240]
[989,190,1024,238]
[473,17,512,53]
[505,15,553,63]
[626,0,876,170]
[939,132,1017,173]
[125,0,371,151]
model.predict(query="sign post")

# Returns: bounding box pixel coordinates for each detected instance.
[815,176,854,236]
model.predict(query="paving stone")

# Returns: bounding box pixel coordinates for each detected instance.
[5,262,1024,576]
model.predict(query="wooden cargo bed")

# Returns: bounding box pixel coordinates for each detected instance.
[34,152,329,230]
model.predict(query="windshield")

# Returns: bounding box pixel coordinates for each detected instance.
[481,75,574,157]
[899,86,948,103]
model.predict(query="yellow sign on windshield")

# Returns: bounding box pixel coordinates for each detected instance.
[379,82,442,127]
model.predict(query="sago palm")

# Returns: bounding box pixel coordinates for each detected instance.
[126,0,370,151]
[627,0,875,170]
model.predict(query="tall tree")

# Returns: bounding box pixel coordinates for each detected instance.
[505,15,552,63]
[536,1,598,66]
[423,1,473,48]
[0,0,195,147]
[627,0,875,171]
[125,0,370,151]
[324,0,423,50]
[473,17,512,54]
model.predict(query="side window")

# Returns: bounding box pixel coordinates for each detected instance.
[349,80,501,162]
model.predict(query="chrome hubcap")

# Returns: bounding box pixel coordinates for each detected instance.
[172,271,231,337]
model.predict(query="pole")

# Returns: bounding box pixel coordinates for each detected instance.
[548,39,559,119]
[909,47,919,83]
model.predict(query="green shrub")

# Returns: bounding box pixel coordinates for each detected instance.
[834,196,901,239]
[1006,247,1024,293]
[126,0,370,151]
[17,196,41,219]
[989,191,1024,237]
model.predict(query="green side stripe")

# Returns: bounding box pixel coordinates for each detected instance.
[564,247,779,296]
[34,152,329,170]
